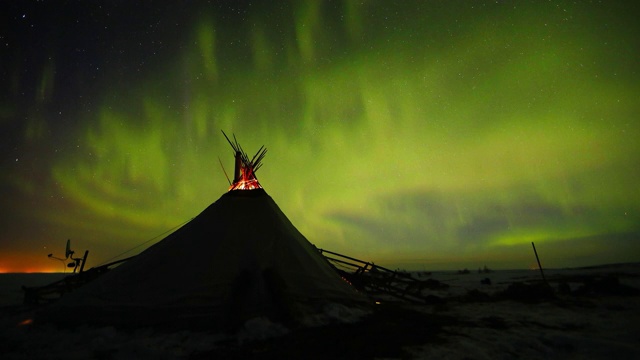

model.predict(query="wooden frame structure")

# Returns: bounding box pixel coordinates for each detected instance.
[319,249,447,303]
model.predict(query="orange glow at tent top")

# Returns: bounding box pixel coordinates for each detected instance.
[229,168,262,191]
[223,131,267,192]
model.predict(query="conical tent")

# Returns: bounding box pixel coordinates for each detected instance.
[40,189,368,328]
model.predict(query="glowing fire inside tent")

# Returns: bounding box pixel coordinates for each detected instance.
[222,131,267,191]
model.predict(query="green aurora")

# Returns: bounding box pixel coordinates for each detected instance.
[1,1,639,271]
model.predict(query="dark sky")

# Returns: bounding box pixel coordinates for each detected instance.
[1,1,639,272]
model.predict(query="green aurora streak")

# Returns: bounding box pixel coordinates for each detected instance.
[2,1,639,271]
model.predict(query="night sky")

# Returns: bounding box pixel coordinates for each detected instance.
[1,1,639,272]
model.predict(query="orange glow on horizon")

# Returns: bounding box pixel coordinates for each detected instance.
[0,268,63,274]
[0,254,65,273]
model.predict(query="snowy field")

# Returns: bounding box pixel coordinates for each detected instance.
[1,264,639,359]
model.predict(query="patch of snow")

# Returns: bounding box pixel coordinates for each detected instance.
[237,316,289,343]
[300,302,371,327]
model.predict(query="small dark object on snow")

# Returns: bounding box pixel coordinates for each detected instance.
[480,315,508,330]
[557,282,571,295]
[464,288,492,302]
[576,275,640,296]
[499,282,555,303]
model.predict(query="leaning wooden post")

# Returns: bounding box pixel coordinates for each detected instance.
[79,250,89,273]
[531,242,547,284]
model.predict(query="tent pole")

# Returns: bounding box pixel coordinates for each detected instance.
[234,151,242,183]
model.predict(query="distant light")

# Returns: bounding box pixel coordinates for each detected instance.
[18,318,33,326]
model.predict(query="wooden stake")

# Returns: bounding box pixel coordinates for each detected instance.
[531,242,547,284]
[79,250,89,273]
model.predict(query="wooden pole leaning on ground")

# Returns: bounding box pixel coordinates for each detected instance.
[79,250,89,273]
[531,242,548,285]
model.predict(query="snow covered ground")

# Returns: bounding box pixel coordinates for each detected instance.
[409,265,640,359]
[1,264,639,359]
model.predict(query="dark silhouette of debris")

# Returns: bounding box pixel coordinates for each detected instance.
[498,282,555,303]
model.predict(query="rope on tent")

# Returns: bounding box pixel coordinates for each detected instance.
[95,217,192,267]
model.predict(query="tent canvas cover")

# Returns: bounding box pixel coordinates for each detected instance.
[39,189,368,329]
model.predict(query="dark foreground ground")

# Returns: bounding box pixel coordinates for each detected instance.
[1,264,639,359]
